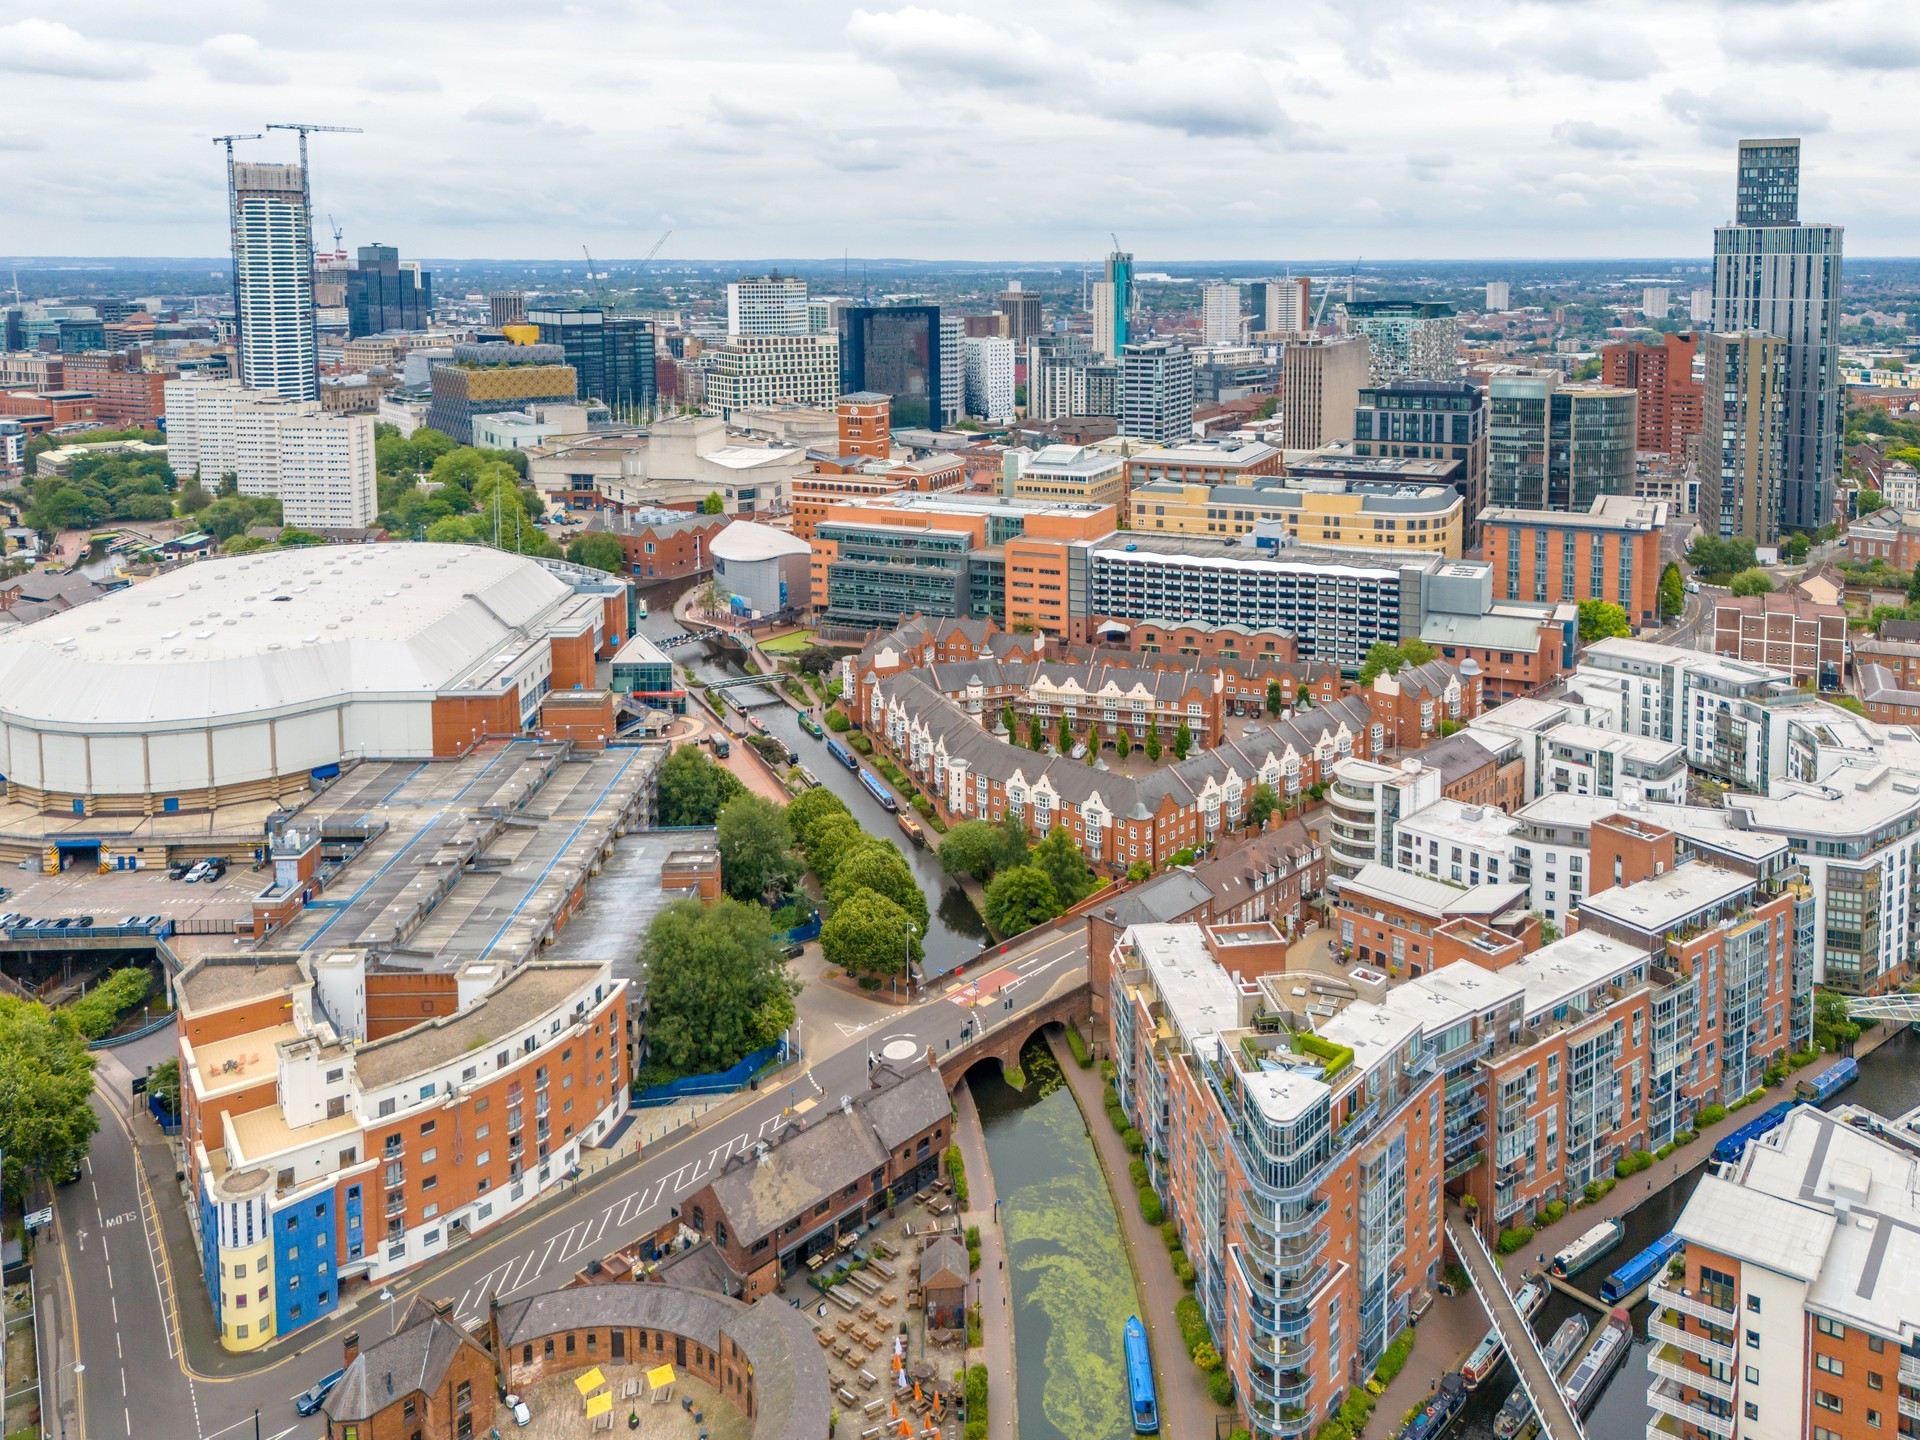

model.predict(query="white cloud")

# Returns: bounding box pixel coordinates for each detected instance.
[198,33,288,85]
[1665,85,1831,143]
[464,95,589,136]
[361,66,442,94]
[0,18,148,80]
[1553,120,1640,150]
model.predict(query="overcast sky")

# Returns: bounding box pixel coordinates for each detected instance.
[0,0,1912,261]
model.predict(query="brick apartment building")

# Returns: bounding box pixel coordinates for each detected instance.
[1712,592,1846,690]
[1843,504,1920,571]
[60,350,175,428]
[1603,332,1703,458]
[1480,495,1669,627]
[577,505,728,583]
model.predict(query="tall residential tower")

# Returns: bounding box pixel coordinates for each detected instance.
[230,160,318,402]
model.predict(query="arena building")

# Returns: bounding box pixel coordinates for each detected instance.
[0,544,630,821]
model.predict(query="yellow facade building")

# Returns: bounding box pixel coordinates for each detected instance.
[1127,476,1464,556]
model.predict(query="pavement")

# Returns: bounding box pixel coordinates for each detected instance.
[44,923,1090,1440]
[950,1085,1014,1440]
[1054,1033,1225,1440]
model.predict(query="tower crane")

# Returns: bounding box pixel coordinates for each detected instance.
[637,229,672,270]
[328,214,345,261]
[265,123,363,243]
[210,134,262,340]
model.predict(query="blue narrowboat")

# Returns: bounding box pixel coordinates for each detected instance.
[1712,1101,1795,1166]
[1797,1057,1859,1105]
[1124,1316,1158,1433]
[1599,1232,1685,1305]
[826,737,858,771]
[858,769,898,811]
[1402,1373,1467,1440]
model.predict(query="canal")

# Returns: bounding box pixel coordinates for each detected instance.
[632,593,989,977]
[970,1043,1145,1440]
[1453,1027,1920,1440]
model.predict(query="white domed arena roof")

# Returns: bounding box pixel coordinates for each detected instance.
[0,544,575,731]
[708,520,810,563]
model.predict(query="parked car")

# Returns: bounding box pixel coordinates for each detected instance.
[0,913,20,929]
[783,942,807,959]
[120,914,141,927]
[184,861,210,883]
[508,1394,532,1427]
[294,1368,346,1416]
[168,861,193,880]
[141,914,163,929]
[72,915,93,927]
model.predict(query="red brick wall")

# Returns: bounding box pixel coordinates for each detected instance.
[430,692,523,756]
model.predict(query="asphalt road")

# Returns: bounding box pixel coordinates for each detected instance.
[51,925,1090,1440]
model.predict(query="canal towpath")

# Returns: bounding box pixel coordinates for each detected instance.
[1053,1033,1225,1440]
[952,1083,1016,1440]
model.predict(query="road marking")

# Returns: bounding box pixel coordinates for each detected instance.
[101,1209,137,1229]
[794,1096,817,1114]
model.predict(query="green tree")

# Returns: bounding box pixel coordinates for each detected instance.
[1029,716,1045,751]
[982,864,1062,938]
[995,811,1030,871]
[1032,825,1098,909]
[939,820,1003,883]
[1782,533,1812,563]
[787,786,851,850]
[1729,567,1775,597]
[999,704,1016,738]
[1577,599,1632,642]
[640,898,798,1076]
[1857,489,1889,514]
[147,1056,181,1114]
[803,814,868,886]
[1659,561,1686,619]
[702,492,726,515]
[176,478,212,515]
[1813,988,1862,1053]
[656,743,745,827]
[826,840,929,934]
[821,888,921,979]
[716,793,800,903]
[1265,679,1284,716]
[0,995,99,1204]
[215,472,240,498]
[1400,637,1437,666]
[1115,727,1130,760]
[566,531,628,574]
[1126,860,1151,882]
[1907,562,1920,607]
[1357,641,1405,685]
[1173,718,1193,760]
[1057,712,1073,754]
[1145,718,1162,762]
[1247,782,1277,829]
[1686,535,1758,582]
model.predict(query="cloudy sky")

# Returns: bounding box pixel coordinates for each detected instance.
[0,0,1912,261]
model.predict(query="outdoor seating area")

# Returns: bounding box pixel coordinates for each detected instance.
[508,1368,751,1440]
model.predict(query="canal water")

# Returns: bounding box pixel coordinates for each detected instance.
[632,593,989,976]
[1453,1028,1920,1440]
[970,1050,1144,1440]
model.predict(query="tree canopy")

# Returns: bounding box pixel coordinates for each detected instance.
[656,744,745,827]
[938,819,1004,883]
[1728,568,1775,597]
[1031,826,1098,910]
[1659,561,1685,619]
[982,865,1062,938]
[827,841,928,933]
[567,532,628,574]
[640,898,798,1077]
[19,450,177,534]
[1357,640,1436,686]
[1686,535,1758,583]
[821,888,921,979]
[786,785,852,849]
[801,813,867,886]
[0,995,98,1204]
[1247,782,1278,829]
[1577,600,1632,642]
[715,793,800,904]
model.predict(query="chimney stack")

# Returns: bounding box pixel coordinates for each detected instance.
[343,1330,360,1367]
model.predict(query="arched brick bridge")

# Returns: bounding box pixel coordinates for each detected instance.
[934,971,1093,1088]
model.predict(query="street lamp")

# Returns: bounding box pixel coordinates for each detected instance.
[51,1360,84,1440]
[904,921,918,1001]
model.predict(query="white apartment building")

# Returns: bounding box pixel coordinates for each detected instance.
[1642,286,1670,318]
[165,378,377,528]
[230,161,318,402]
[1326,756,1444,884]
[1393,799,1519,888]
[1201,282,1242,345]
[962,336,1016,422]
[702,334,840,418]
[1092,281,1121,361]
[1543,722,1689,804]
[939,315,965,429]
[1484,281,1511,313]
[726,275,809,337]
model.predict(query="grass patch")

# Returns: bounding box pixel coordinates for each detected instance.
[1064,1022,1093,1067]
[759,631,818,654]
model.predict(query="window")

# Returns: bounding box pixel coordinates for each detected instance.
[1867,1409,1882,1428]
[1746,1294,1761,1312]
[1746,1330,1760,1349]
[1814,1353,1843,1376]
[1745,1366,1759,1385]
[1813,1391,1842,1413]
[1744,1402,1758,1421]
[1869,1371,1883,1390]
[1816,1316,1848,1339]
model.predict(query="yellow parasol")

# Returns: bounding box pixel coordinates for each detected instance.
[573,1367,607,1396]
[646,1362,677,1390]
[584,1392,613,1419]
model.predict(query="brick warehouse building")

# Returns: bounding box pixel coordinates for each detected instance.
[575,505,729,584]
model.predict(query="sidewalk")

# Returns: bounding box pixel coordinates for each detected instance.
[951,1085,1015,1440]
[1372,1288,1491,1433]
[1495,1043,1870,1287]
[1053,1035,1225,1440]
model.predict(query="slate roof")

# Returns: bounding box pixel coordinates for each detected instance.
[919,1236,969,1288]
[324,1297,490,1423]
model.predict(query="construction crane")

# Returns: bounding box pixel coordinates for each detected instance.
[637,229,672,271]
[327,213,345,261]
[211,134,263,349]
[265,123,363,246]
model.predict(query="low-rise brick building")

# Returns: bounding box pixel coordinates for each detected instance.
[1712,591,1846,690]
[322,1297,495,1440]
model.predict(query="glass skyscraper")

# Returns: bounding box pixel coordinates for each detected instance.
[838,305,941,430]
[527,307,656,419]
[346,244,433,338]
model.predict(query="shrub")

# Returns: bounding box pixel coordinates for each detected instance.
[1128,1158,1149,1188]
[1191,1341,1221,1371]
[1175,1296,1209,1356]
[1312,1423,1352,1440]
[1374,1326,1416,1386]
[946,1146,969,1209]
[1656,1141,1677,1160]
[1674,1128,1697,1146]
[1064,1022,1093,1068]
[1615,1149,1655,1178]
[1337,1388,1375,1432]
[1495,1224,1535,1255]
[1694,1103,1727,1128]
[1138,1186,1164,1226]
[65,966,153,1040]
[966,1224,982,1272]
[1538,1198,1567,1226]
[1123,1127,1146,1155]
[849,732,873,755]
[1173,1254,1197,1287]
[1160,1220,1180,1249]
[1583,1176,1617,1204]
[1206,1365,1235,1406]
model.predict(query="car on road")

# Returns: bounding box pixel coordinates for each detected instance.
[295,1368,346,1416]
[783,942,807,959]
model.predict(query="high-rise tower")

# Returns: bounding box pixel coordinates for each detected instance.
[230,160,318,401]
[1092,248,1134,359]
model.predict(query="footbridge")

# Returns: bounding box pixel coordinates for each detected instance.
[1845,992,1920,1024]
[1446,1205,1588,1440]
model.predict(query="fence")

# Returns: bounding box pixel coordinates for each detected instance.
[777,911,822,946]
[633,1040,790,1108]
[87,1009,176,1050]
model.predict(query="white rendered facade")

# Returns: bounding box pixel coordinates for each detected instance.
[726,276,809,337]
[1092,280,1121,361]
[702,334,840,418]
[165,379,376,527]
[1201,283,1243,345]
[275,411,378,529]
[962,337,1016,423]
[939,315,965,428]
[1393,798,1518,888]
[230,161,318,402]
[1326,756,1445,883]
[1484,281,1511,313]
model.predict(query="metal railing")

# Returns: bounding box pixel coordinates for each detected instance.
[1447,1212,1588,1440]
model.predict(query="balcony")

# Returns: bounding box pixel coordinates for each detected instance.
[1649,1345,1735,1402]
[1648,1315,1735,1367]
[1648,1279,1736,1328]
[1647,1378,1735,1438]
[1901,1350,1920,1387]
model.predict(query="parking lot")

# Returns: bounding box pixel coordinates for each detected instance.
[0,858,261,933]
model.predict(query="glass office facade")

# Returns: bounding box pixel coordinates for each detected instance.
[838,306,940,430]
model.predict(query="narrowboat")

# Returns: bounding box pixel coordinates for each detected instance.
[1562,1309,1631,1417]
[796,766,821,789]
[1491,1315,1589,1439]
[1462,1277,1547,1387]
[1551,1219,1624,1277]
[858,769,898,811]
[1401,1373,1467,1440]
[1600,1232,1684,1305]
[1711,1101,1795,1166]
[799,712,824,739]
[1797,1057,1859,1105]
[897,813,926,847]
[826,737,858,770]
[745,713,767,734]
[1124,1316,1158,1433]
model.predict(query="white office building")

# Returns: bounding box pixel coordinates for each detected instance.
[1255,277,1310,336]
[940,315,965,429]
[726,275,809,338]
[702,334,841,418]
[164,378,376,528]
[1393,799,1519,888]
[1326,756,1445,884]
[1118,340,1194,445]
[1201,283,1243,345]
[962,336,1016,423]
[1484,281,1511,313]
[230,161,317,402]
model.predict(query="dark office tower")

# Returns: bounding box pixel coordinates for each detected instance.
[1,308,21,352]
[1352,379,1489,543]
[1712,136,1842,532]
[838,305,941,430]
[346,244,433,338]
[489,291,526,327]
[527,306,657,418]
[1737,139,1801,225]
[997,283,1043,342]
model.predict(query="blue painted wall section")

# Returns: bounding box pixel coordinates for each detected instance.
[273,1191,339,1336]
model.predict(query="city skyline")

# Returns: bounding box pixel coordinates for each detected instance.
[1,1,1916,259]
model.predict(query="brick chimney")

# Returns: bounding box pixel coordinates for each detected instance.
[342,1330,360,1367]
